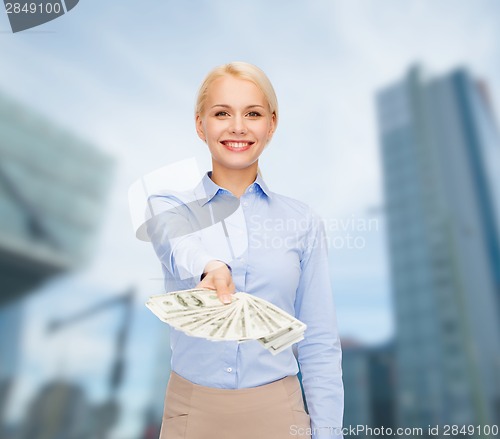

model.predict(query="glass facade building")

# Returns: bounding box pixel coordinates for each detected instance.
[342,340,395,436]
[342,340,373,436]
[0,91,113,305]
[0,91,113,430]
[376,66,500,432]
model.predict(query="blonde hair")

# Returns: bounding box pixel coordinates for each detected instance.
[195,61,279,127]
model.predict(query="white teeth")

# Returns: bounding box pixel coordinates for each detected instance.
[224,142,250,148]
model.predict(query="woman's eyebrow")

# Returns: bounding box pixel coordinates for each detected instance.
[210,104,265,109]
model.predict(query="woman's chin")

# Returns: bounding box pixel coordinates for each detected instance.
[214,161,258,172]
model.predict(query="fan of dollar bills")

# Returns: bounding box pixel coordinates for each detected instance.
[146,288,306,355]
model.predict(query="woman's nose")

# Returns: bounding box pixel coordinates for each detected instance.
[230,116,247,135]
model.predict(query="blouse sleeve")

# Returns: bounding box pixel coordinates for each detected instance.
[294,208,344,439]
[146,194,220,281]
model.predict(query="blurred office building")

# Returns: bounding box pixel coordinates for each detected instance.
[0,91,113,434]
[342,339,372,434]
[342,338,396,437]
[141,329,172,439]
[18,380,92,439]
[0,302,23,430]
[376,66,500,433]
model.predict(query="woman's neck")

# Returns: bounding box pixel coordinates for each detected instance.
[210,162,258,198]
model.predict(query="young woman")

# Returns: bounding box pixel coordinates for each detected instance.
[147,62,344,439]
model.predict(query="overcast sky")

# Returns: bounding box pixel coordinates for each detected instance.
[1,1,500,437]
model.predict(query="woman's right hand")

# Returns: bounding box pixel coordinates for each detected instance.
[196,260,235,304]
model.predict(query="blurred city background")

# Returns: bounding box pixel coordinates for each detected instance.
[1,1,499,438]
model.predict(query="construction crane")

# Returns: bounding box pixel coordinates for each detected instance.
[44,288,135,439]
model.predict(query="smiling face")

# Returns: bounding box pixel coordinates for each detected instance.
[196,75,276,175]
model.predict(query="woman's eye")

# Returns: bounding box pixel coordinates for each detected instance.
[247,111,261,117]
[215,111,229,117]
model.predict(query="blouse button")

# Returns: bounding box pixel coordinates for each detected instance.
[226,367,233,373]
[243,201,249,207]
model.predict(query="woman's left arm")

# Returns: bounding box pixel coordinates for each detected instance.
[294,208,344,439]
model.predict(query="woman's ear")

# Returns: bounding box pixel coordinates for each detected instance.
[267,113,277,140]
[195,113,206,142]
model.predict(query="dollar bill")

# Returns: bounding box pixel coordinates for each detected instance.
[145,288,306,355]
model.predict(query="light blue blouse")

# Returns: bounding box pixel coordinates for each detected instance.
[147,171,344,438]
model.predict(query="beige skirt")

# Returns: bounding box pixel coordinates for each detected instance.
[160,371,311,439]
